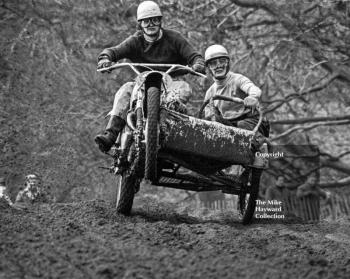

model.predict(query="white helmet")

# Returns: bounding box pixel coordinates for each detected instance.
[137,1,162,21]
[204,44,229,64]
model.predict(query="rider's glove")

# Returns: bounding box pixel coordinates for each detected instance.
[243,96,259,108]
[97,58,112,73]
[191,57,206,74]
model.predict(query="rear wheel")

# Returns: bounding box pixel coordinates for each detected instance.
[238,168,262,224]
[145,86,160,182]
[112,172,138,215]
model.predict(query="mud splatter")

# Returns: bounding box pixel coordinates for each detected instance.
[1,199,349,278]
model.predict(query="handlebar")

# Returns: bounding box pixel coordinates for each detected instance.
[97,62,207,78]
[198,95,247,119]
[198,95,264,135]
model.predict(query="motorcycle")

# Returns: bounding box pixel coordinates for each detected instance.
[98,63,267,224]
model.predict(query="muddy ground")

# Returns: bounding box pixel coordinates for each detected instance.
[1,195,350,279]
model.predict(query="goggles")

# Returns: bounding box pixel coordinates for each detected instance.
[207,57,229,70]
[140,17,161,28]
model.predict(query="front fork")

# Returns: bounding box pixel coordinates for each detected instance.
[113,127,133,174]
[134,93,146,175]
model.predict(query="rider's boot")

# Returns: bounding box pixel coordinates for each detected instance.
[95,115,126,153]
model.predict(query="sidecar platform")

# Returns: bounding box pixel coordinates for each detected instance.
[153,169,245,195]
[158,109,255,175]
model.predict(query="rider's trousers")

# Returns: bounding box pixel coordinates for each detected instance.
[109,82,135,120]
[109,80,192,120]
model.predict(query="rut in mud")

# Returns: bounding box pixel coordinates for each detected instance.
[1,197,350,279]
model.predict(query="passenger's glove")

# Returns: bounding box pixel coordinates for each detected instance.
[243,96,258,108]
[191,57,206,74]
[97,58,113,73]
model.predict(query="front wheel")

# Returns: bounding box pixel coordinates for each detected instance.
[144,86,160,182]
[237,168,262,224]
[112,172,139,215]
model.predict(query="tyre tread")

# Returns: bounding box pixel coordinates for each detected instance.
[145,87,160,182]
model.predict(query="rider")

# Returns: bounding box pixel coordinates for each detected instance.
[95,1,205,153]
[203,44,269,137]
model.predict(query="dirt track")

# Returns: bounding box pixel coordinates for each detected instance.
[1,197,350,279]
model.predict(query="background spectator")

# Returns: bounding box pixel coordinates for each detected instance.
[265,176,286,201]
[15,174,52,205]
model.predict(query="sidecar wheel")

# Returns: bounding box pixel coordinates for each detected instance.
[145,86,160,182]
[238,168,262,225]
[113,173,138,215]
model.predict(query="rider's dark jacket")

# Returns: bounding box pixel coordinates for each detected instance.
[98,28,203,66]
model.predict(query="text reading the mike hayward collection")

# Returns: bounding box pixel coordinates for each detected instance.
[255,200,285,219]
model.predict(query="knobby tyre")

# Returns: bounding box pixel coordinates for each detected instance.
[145,87,160,182]
[113,172,137,215]
[238,168,262,225]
